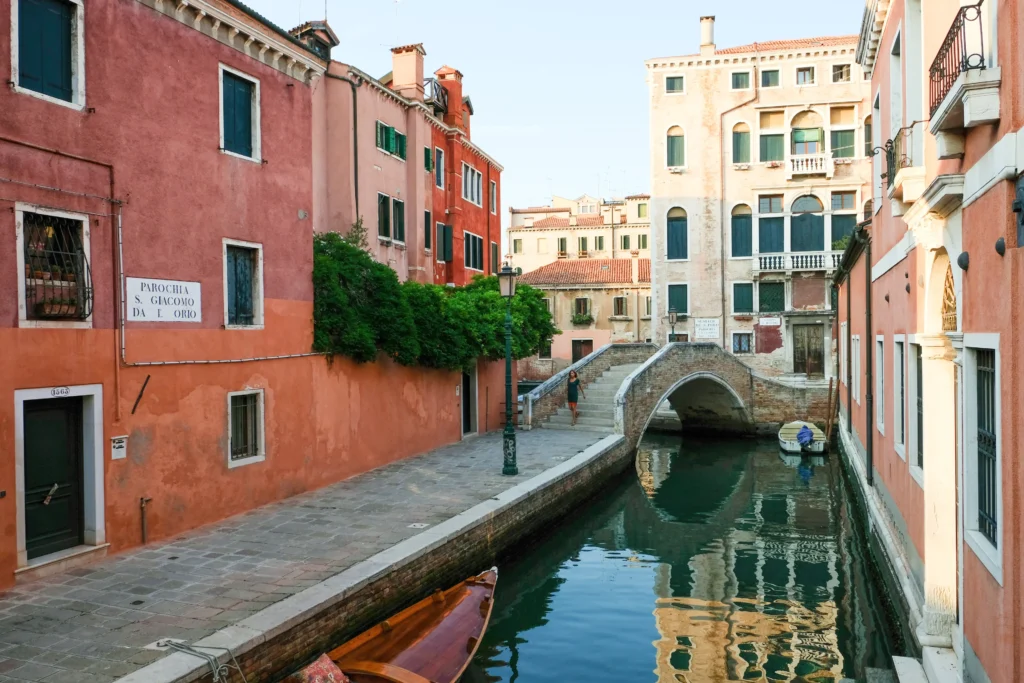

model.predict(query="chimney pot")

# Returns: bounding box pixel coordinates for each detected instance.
[390,43,426,101]
[700,16,716,56]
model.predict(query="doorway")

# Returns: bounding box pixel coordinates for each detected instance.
[462,365,478,435]
[571,339,594,363]
[23,398,84,560]
[793,325,825,377]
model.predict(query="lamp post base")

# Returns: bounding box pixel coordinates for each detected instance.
[502,426,518,476]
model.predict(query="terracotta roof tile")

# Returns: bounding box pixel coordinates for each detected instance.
[626,193,651,200]
[520,258,651,286]
[532,216,569,228]
[510,206,571,214]
[576,215,604,226]
[715,35,858,55]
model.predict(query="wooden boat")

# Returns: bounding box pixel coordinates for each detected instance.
[778,421,825,454]
[326,567,498,683]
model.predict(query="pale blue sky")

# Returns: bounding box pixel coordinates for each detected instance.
[245,0,863,222]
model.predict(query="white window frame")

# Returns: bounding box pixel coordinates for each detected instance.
[907,339,924,486]
[489,180,497,214]
[512,238,522,254]
[218,64,262,163]
[594,235,605,252]
[963,334,1002,584]
[222,238,265,330]
[612,296,628,318]
[643,296,652,319]
[852,335,861,404]
[462,162,483,206]
[795,65,817,87]
[730,70,752,91]
[10,0,87,111]
[391,197,405,244]
[730,280,755,315]
[665,125,687,170]
[434,147,445,188]
[226,389,266,469]
[760,68,781,89]
[840,322,848,385]
[664,75,685,94]
[14,202,93,329]
[464,230,483,272]
[893,335,906,459]
[666,281,689,316]
[639,233,648,250]
[731,331,753,355]
[831,63,852,83]
[436,221,446,263]
[374,120,406,161]
[876,336,885,436]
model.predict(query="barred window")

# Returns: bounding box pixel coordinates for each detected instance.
[976,349,997,546]
[22,210,92,321]
[228,390,264,466]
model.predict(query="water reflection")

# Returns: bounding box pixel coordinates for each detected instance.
[466,434,898,682]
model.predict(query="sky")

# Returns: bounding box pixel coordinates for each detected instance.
[244,0,864,223]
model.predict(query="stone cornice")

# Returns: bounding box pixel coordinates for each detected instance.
[646,46,857,71]
[856,0,891,74]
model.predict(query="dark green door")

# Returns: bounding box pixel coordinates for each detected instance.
[24,397,84,559]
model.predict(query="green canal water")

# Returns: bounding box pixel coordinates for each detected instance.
[463,433,901,682]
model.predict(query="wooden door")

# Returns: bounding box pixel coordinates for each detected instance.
[571,339,593,363]
[793,325,825,377]
[24,397,84,559]
[462,372,473,434]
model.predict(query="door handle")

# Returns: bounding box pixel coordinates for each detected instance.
[42,483,59,506]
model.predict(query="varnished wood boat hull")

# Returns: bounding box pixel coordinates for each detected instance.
[327,568,498,683]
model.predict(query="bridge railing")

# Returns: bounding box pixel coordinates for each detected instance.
[524,343,657,429]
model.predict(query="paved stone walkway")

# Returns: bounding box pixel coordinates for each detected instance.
[0,430,602,683]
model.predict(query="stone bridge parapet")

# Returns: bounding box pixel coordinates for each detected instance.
[613,343,830,449]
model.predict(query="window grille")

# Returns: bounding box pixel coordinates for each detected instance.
[230,393,260,461]
[758,282,785,313]
[976,349,997,545]
[23,212,93,320]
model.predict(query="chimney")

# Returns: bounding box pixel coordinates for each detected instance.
[435,66,464,129]
[630,250,640,284]
[569,215,578,227]
[700,16,716,57]
[391,43,425,101]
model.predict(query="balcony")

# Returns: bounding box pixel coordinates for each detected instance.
[929,0,1000,133]
[883,126,927,208]
[424,78,448,115]
[786,153,834,180]
[754,251,844,274]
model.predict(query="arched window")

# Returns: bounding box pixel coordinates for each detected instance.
[667,126,685,167]
[732,123,750,164]
[667,207,688,260]
[863,199,874,220]
[731,204,752,257]
[791,195,825,252]
[791,111,824,155]
[863,115,873,157]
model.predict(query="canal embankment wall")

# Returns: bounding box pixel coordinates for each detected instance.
[119,434,635,683]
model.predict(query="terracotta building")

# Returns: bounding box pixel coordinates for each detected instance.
[835,0,1023,681]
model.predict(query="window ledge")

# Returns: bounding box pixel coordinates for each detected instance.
[11,84,86,111]
[378,236,393,244]
[930,67,1002,134]
[19,319,93,329]
[394,242,407,251]
[889,165,927,203]
[909,464,924,489]
[732,314,754,320]
[224,324,265,331]
[641,316,652,321]
[895,443,906,462]
[608,316,632,322]
[667,166,687,174]
[220,148,262,164]
[965,529,1003,586]
[228,453,266,469]
[732,163,751,171]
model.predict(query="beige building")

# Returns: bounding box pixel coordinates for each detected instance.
[518,255,652,379]
[645,17,871,378]
[507,194,651,274]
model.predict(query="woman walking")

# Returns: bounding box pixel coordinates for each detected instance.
[567,370,586,426]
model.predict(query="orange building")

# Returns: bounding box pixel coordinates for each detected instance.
[835,1,1023,680]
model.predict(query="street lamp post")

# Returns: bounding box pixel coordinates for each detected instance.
[498,264,518,475]
[669,307,678,342]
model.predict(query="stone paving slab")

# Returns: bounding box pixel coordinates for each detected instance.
[0,430,603,683]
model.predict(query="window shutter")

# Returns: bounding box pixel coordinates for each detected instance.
[667,135,685,166]
[758,217,785,253]
[668,285,687,315]
[424,147,432,171]
[476,237,483,270]
[19,0,74,102]
[397,133,407,160]
[491,242,498,273]
[376,122,384,149]
[733,132,750,163]
[444,225,453,262]
[234,78,253,157]
[667,217,688,259]
[378,195,390,237]
[731,215,752,257]
[733,283,754,313]
[425,212,432,249]
[387,127,396,154]
[791,213,824,252]
[831,214,857,245]
[392,200,405,241]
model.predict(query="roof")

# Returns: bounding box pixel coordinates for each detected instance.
[391,43,426,55]
[519,258,651,286]
[626,194,650,200]
[650,34,858,61]
[289,20,339,47]
[531,215,605,228]
[218,1,323,59]
[510,206,571,214]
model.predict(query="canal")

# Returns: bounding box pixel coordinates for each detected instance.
[464,432,902,682]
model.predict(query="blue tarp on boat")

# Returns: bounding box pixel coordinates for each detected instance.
[797,425,815,447]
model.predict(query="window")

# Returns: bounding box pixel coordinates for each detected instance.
[19,207,92,324]
[224,240,263,328]
[377,193,391,238]
[758,195,784,254]
[638,203,648,218]
[424,211,431,250]
[914,344,923,468]
[758,195,783,214]
[732,283,754,314]
[733,333,752,354]
[864,116,873,157]
[491,242,498,274]
[424,147,433,172]
[645,296,652,317]
[435,147,444,188]
[791,195,825,252]
[792,128,823,155]
[876,338,885,434]
[462,163,483,205]
[667,126,685,167]
[639,234,648,250]
[760,134,784,162]
[557,237,567,255]
[221,67,260,160]
[761,70,780,88]
[831,130,855,158]
[758,282,784,313]
[796,66,815,85]
[513,239,522,254]
[228,390,265,467]
[578,236,588,254]
[840,322,848,383]
[392,198,405,242]
[574,298,591,315]
[665,76,684,93]
[375,121,407,160]
[621,234,631,250]
[832,64,851,82]
[971,347,999,549]
[832,192,858,246]
[731,72,750,90]
[437,223,453,263]
[595,235,605,251]
[731,205,752,257]
[490,180,497,214]
[852,336,861,403]
[668,333,689,343]
[667,207,688,260]
[832,191,856,211]
[733,123,751,163]
[464,232,484,271]
[895,340,905,451]
[538,338,552,359]
[613,297,628,317]
[667,284,688,315]
[16,0,84,106]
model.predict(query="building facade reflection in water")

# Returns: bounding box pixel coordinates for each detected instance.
[467,434,899,683]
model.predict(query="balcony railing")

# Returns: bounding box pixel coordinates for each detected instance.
[929,0,986,116]
[754,251,844,273]
[787,153,833,179]
[424,78,448,115]
[883,126,913,189]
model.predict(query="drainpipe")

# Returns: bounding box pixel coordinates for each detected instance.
[864,233,874,486]
[325,71,363,221]
[719,44,760,348]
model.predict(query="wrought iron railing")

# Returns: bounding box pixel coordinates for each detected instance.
[929,0,986,115]
[882,126,913,189]
[23,212,93,321]
[424,77,448,114]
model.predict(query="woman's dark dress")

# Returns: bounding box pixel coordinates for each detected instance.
[568,378,581,403]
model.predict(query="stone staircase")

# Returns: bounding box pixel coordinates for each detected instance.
[539,363,641,433]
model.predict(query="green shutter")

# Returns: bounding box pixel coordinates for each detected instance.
[378,194,390,237]
[731,215,752,257]
[376,122,385,149]
[668,285,688,315]
[223,72,254,157]
[392,199,405,241]
[424,147,432,171]
[831,130,855,158]
[667,135,685,166]
[491,242,498,273]
[444,224,453,262]
[622,235,630,250]
[733,283,754,313]
[760,134,784,161]
[667,217,688,259]
[396,133,407,160]
[19,0,73,102]
[733,131,750,163]
[424,211,432,249]
[386,127,396,154]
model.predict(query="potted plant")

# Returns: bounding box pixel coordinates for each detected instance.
[571,313,594,326]
[35,298,78,317]
[65,269,76,283]
[51,265,62,281]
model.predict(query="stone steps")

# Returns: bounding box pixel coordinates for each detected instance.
[546,414,615,428]
[538,422,614,433]
[538,363,641,434]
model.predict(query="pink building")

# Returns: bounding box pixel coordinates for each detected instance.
[837,1,1023,680]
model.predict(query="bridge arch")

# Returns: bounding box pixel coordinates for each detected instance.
[636,370,754,439]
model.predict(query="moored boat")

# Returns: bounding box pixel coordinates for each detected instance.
[289,567,498,683]
[778,421,825,454]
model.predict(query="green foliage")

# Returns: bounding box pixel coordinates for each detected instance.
[344,216,369,250]
[571,313,595,326]
[832,234,851,252]
[313,235,560,369]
